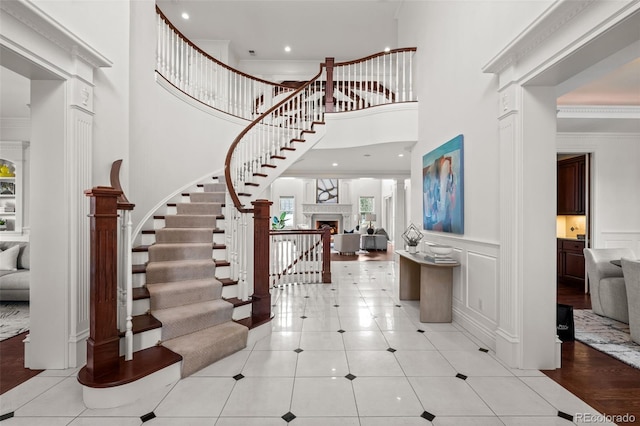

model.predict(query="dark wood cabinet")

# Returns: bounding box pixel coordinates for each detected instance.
[557,156,586,215]
[557,239,585,285]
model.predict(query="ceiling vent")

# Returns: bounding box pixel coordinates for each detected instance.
[249,50,256,56]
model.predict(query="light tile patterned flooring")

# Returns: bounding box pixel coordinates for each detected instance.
[0,261,614,425]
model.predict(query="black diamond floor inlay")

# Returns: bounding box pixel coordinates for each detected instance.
[333,304,340,307]
[387,347,397,353]
[304,296,310,298]
[294,348,304,353]
[282,411,296,422]
[345,373,357,381]
[300,315,307,319]
[558,411,573,421]
[337,329,346,333]
[140,412,156,422]
[381,288,386,291]
[421,411,436,421]
[417,329,425,333]
[479,347,489,353]
[233,373,245,381]
[0,412,15,421]
[396,304,402,307]
[455,373,468,380]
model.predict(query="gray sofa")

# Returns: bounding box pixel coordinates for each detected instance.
[0,241,30,301]
[583,248,634,324]
[360,228,389,251]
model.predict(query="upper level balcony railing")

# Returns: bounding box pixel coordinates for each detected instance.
[156,6,293,120]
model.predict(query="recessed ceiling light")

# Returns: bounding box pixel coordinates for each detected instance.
[384,47,391,52]
[398,153,404,157]
[181,12,189,19]
[284,46,291,53]
[332,162,338,167]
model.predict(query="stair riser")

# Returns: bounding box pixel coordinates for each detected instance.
[133,252,148,265]
[132,298,150,316]
[119,328,162,354]
[215,265,230,277]
[232,303,251,321]
[133,273,146,287]
[221,284,238,299]
[213,233,226,245]
[154,217,225,230]
[146,263,216,284]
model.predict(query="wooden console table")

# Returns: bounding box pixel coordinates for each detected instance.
[397,250,460,323]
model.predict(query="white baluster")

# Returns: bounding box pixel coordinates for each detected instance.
[123,209,133,361]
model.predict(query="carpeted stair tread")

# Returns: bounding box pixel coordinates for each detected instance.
[155,227,215,243]
[190,192,225,203]
[148,243,214,262]
[145,259,216,284]
[162,321,248,377]
[202,183,226,193]
[176,202,222,215]
[164,215,218,228]
[152,299,234,341]
[147,278,223,310]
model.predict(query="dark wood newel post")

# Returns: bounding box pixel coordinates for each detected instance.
[322,227,332,283]
[84,186,122,379]
[325,57,335,113]
[252,199,273,324]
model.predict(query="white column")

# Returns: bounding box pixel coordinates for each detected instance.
[495,83,557,369]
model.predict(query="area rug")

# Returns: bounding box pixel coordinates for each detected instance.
[574,309,640,370]
[0,302,29,341]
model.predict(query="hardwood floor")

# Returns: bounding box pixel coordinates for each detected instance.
[0,332,42,395]
[542,280,640,421]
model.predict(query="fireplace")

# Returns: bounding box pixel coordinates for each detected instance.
[315,220,339,234]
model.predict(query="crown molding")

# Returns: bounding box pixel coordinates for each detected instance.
[483,0,594,74]
[557,105,640,119]
[1,0,112,69]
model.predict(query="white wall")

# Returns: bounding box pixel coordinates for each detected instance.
[558,133,640,253]
[397,1,556,355]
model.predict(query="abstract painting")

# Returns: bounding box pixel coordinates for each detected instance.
[316,179,338,203]
[422,134,464,234]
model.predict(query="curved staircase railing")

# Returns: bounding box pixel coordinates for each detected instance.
[156,6,293,119]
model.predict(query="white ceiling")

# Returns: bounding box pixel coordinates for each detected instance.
[1,1,638,177]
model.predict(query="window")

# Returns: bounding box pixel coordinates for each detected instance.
[279,196,295,227]
[359,196,374,223]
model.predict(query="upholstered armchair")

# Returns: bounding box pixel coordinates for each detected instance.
[583,248,635,323]
[333,233,361,255]
[621,258,640,344]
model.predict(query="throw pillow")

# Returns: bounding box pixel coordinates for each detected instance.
[0,244,20,271]
[374,228,390,240]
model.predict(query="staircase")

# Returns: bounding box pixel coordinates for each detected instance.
[131,179,249,378]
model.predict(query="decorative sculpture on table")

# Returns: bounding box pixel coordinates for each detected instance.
[402,223,424,253]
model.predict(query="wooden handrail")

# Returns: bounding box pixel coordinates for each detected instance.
[110,160,134,211]
[156,5,291,90]
[333,47,416,67]
[224,66,325,213]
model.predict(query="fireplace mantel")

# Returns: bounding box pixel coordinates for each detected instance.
[301,203,355,232]
[302,203,353,216]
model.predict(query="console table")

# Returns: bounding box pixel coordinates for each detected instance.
[397,250,460,323]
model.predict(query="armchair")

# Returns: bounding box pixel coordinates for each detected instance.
[583,248,634,323]
[333,233,361,255]
[621,258,640,344]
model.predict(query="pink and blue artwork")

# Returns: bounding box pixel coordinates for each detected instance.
[422,134,464,234]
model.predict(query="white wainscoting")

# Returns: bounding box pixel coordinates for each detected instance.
[422,236,500,351]
[600,231,640,255]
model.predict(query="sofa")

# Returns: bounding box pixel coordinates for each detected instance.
[0,241,30,301]
[360,227,389,251]
[333,233,361,255]
[583,248,634,323]
[621,258,640,344]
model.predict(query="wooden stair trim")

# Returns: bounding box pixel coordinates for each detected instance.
[132,264,146,274]
[77,346,182,388]
[234,316,271,330]
[281,147,296,151]
[132,287,150,300]
[224,297,252,308]
[122,313,162,336]
[238,192,252,197]
[261,164,277,168]
[215,260,231,267]
[291,138,305,143]
[154,214,224,220]
[143,228,224,235]
[270,155,286,160]
[218,277,238,286]
[253,172,268,177]
[132,245,151,252]
[245,182,259,187]
[133,243,226,253]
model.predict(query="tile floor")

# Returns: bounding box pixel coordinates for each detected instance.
[0,261,615,425]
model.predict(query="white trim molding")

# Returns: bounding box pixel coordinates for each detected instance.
[557,105,640,119]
